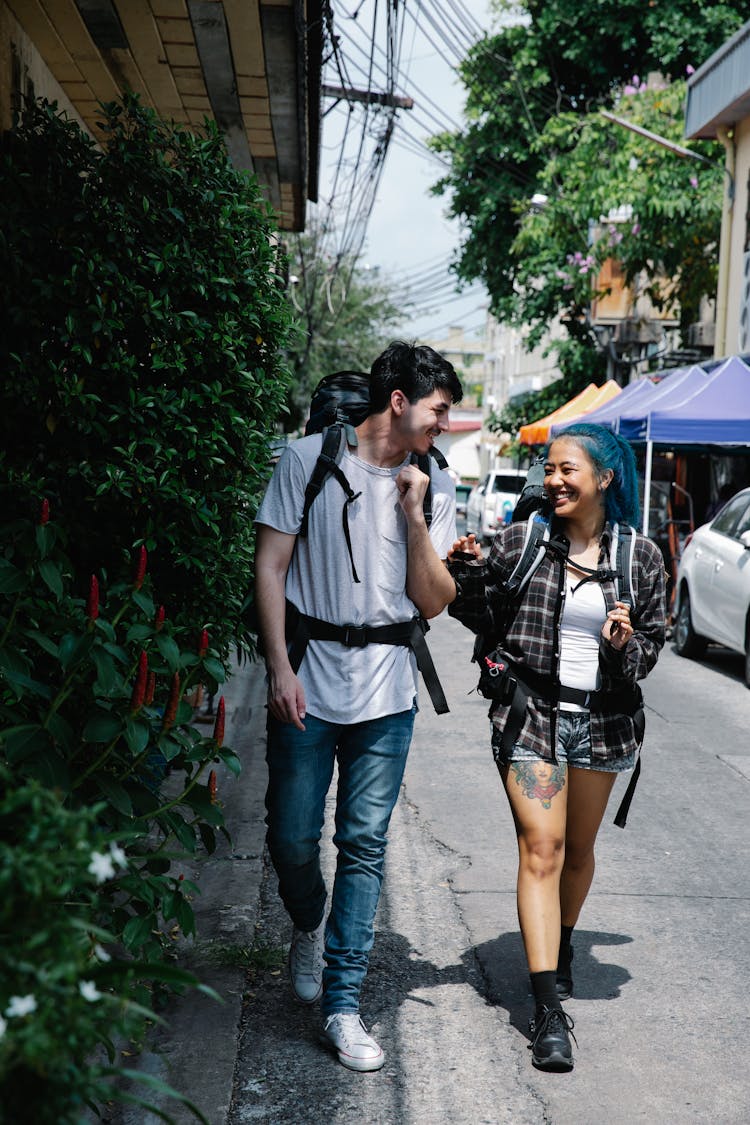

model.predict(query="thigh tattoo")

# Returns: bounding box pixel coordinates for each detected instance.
[511,761,566,808]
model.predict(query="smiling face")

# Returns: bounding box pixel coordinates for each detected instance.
[544,437,612,522]
[393,388,452,456]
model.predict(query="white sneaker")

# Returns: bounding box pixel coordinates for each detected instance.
[289,921,324,1004]
[320,1013,385,1072]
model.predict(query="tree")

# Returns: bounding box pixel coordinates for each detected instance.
[432,1,744,355]
[283,221,408,430]
[508,80,724,348]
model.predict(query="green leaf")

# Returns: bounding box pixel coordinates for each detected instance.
[124,716,151,755]
[217,748,241,777]
[122,913,156,950]
[39,558,63,599]
[92,648,120,693]
[198,821,217,854]
[126,623,154,643]
[24,629,60,658]
[1,723,50,762]
[84,709,124,743]
[202,656,226,683]
[156,634,180,670]
[95,773,134,816]
[0,560,27,594]
[132,590,155,617]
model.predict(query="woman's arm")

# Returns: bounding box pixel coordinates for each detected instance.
[599,537,667,682]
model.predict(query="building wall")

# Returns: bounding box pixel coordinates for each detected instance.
[724,113,750,353]
[0,1,87,134]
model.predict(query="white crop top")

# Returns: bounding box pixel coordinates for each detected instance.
[559,573,606,710]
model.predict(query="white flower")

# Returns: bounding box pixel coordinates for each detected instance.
[79,981,102,1002]
[109,843,127,869]
[93,943,111,963]
[0,1015,7,1039]
[88,850,116,884]
[6,994,37,1018]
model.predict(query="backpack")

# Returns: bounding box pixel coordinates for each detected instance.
[299,371,449,582]
[507,452,636,608]
[281,370,451,715]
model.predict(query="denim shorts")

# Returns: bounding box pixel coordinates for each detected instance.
[501,709,636,773]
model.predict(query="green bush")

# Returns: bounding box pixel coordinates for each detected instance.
[0,501,240,1118]
[0,769,215,1124]
[0,95,294,661]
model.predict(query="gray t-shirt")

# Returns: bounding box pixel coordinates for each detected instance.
[256,434,456,723]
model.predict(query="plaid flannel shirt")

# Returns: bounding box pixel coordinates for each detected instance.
[447,520,667,764]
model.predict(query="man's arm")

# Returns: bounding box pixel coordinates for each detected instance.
[396,463,456,619]
[254,524,306,730]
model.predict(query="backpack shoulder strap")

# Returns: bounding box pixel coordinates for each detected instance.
[610,523,637,609]
[504,512,552,597]
[299,424,349,538]
[411,451,435,528]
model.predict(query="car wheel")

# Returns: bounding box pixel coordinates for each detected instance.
[673,587,707,659]
[745,619,750,689]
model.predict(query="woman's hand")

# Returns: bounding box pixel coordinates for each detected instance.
[603,601,633,650]
[448,533,483,563]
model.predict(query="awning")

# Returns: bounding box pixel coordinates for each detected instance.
[519,381,622,445]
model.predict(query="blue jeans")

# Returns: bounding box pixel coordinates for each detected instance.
[265,704,416,1015]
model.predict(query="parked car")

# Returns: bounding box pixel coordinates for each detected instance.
[465,468,526,543]
[673,486,750,686]
[455,482,471,517]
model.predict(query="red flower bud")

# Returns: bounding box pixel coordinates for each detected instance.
[162,671,180,731]
[145,670,156,706]
[198,628,209,658]
[155,605,166,632]
[39,499,50,526]
[213,696,225,748]
[208,769,218,804]
[133,545,147,590]
[86,575,99,622]
[130,651,148,713]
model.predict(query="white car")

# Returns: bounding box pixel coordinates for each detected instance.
[673,486,750,687]
[465,468,526,543]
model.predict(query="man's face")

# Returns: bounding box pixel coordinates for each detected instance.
[395,388,452,455]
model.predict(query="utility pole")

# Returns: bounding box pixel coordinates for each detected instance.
[322,84,414,110]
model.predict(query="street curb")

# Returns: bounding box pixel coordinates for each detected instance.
[114,658,269,1125]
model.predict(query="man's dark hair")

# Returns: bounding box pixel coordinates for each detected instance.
[369,341,463,413]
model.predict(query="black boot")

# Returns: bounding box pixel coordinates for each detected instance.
[529,1005,576,1072]
[556,943,574,1000]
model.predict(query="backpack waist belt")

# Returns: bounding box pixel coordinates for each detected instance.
[495,661,643,829]
[285,602,449,715]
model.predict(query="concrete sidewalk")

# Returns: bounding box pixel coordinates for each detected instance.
[114,657,270,1125]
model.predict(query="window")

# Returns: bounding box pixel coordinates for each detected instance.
[712,492,749,537]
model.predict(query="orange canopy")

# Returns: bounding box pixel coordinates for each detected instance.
[518,381,622,445]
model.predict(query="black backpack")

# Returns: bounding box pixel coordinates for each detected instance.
[283,369,451,714]
[299,371,449,583]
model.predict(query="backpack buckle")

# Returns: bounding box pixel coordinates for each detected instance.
[343,624,368,647]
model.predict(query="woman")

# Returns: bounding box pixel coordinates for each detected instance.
[448,424,666,1072]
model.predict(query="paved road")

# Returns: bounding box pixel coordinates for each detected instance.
[227,614,750,1125]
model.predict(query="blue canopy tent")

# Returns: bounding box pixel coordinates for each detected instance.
[549,376,656,435]
[641,355,750,533]
[617,365,710,441]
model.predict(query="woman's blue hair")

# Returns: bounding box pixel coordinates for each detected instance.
[546,422,641,527]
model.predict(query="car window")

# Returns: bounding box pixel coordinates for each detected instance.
[734,499,750,537]
[711,493,750,537]
[491,474,523,494]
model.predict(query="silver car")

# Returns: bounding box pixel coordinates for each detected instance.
[673,486,750,687]
[465,468,526,543]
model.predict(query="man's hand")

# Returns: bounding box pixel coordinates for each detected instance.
[267,664,306,730]
[395,462,430,521]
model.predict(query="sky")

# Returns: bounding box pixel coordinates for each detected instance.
[316,0,496,343]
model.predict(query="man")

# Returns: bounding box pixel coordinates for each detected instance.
[254,341,462,1071]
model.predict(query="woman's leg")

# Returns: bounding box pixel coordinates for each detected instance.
[559,766,617,927]
[500,760,568,972]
